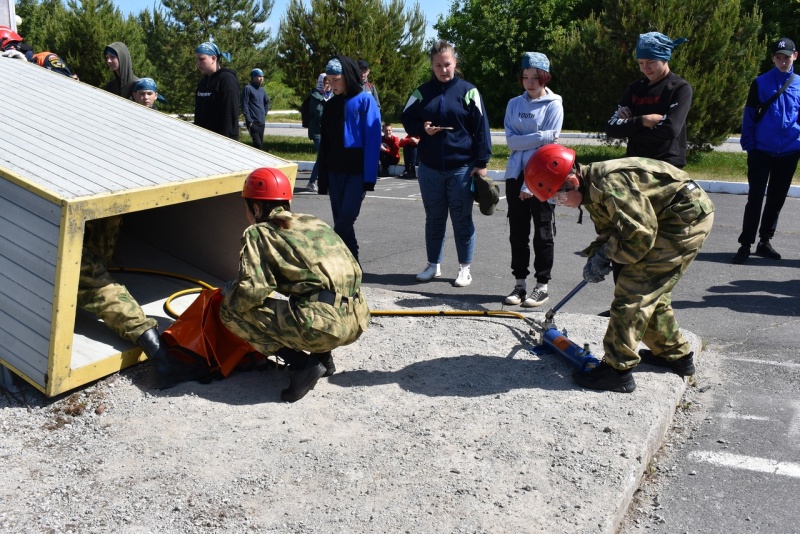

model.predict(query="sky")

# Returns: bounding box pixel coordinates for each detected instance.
[110,0,449,41]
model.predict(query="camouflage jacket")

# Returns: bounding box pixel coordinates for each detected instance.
[581,157,714,263]
[222,207,362,315]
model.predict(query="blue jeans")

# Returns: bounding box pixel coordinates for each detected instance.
[309,139,321,186]
[417,163,475,264]
[738,149,800,245]
[328,171,366,260]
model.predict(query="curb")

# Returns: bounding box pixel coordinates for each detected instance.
[291,161,800,198]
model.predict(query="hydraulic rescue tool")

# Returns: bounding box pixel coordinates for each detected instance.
[528,280,602,373]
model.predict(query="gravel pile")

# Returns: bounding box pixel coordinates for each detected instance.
[1,287,696,533]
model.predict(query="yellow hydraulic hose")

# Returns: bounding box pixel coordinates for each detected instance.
[110,267,540,327]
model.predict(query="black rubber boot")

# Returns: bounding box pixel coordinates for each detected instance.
[313,351,336,377]
[638,349,695,377]
[136,328,195,390]
[755,241,781,260]
[277,348,325,402]
[731,244,750,264]
[573,362,636,393]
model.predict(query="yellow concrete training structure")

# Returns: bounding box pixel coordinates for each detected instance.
[0,58,297,396]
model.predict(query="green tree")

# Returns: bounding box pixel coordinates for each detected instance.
[15,0,69,53]
[741,0,800,73]
[433,0,600,126]
[276,0,427,118]
[550,0,763,150]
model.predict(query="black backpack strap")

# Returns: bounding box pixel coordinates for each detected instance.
[756,74,796,123]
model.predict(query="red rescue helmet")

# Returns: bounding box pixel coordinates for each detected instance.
[0,26,23,50]
[242,168,292,201]
[524,144,577,202]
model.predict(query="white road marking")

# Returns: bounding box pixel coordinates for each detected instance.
[717,413,770,421]
[688,450,800,478]
[720,356,800,369]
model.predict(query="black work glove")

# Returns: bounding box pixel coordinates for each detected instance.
[583,246,613,283]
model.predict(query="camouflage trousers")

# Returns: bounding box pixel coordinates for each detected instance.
[605,195,715,370]
[219,290,370,356]
[77,258,156,343]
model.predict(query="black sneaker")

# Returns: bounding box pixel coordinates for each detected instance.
[504,286,526,305]
[755,241,781,260]
[573,362,636,393]
[638,349,695,377]
[522,287,549,308]
[731,245,750,264]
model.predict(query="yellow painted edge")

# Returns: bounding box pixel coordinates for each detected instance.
[0,166,65,204]
[46,202,83,395]
[51,348,145,396]
[71,163,298,217]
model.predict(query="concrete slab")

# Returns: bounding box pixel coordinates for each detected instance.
[0,286,701,533]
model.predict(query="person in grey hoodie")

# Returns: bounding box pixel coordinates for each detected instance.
[103,42,139,99]
[502,52,564,309]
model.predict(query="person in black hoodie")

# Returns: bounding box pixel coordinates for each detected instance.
[103,42,139,99]
[194,42,240,140]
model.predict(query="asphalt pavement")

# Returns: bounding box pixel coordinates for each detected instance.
[289,168,800,533]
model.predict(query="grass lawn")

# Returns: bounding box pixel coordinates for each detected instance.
[256,134,799,184]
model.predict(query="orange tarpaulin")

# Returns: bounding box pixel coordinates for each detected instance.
[162,288,257,378]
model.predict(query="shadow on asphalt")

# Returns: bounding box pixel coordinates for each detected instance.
[673,277,800,315]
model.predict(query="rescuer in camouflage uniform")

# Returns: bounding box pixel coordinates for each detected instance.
[525,145,714,393]
[78,216,182,389]
[78,216,157,341]
[219,168,370,402]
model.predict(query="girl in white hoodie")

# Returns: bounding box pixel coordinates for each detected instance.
[502,52,564,308]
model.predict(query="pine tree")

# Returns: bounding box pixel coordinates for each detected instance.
[15,0,69,53]
[550,0,763,150]
[276,0,426,118]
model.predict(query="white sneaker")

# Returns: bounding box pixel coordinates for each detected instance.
[416,263,441,282]
[454,266,472,287]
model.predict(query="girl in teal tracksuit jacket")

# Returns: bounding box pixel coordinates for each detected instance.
[401,41,492,288]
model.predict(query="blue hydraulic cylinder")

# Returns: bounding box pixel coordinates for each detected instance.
[530,327,602,373]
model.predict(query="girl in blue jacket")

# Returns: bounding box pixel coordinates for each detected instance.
[402,41,492,287]
[317,55,382,262]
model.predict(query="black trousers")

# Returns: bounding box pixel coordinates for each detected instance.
[403,145,418,169]
[738,149,800,245]
[248,122,265,150]
[506,174,554,283]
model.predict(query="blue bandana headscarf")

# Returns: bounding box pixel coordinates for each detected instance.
[316,72,332,100]
[250,68,263,78]
[131,77,168,104]
[521,52,550,72]
[195,42,231,62]
[636,32,688,61]
[325,58,343,76]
